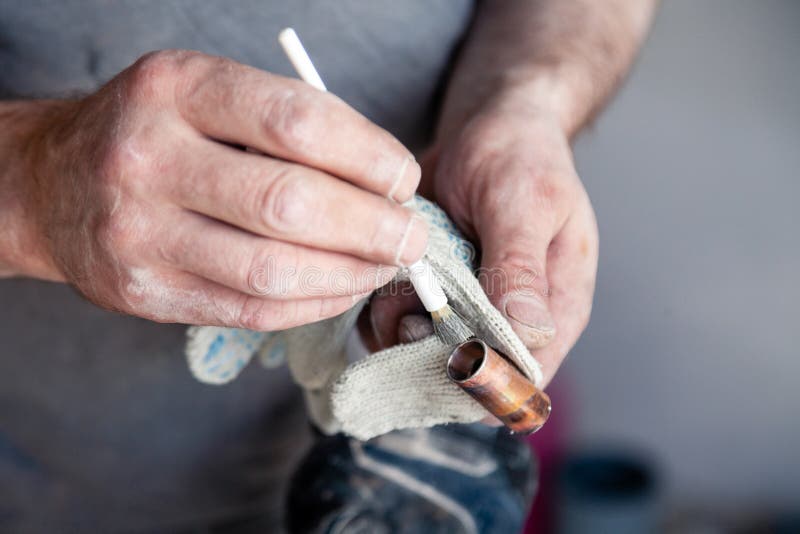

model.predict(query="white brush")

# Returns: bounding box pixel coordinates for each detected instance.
[278,28,471,345]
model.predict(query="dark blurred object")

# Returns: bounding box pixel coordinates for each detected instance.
[665,509,800,534]
[765,514,800,534]
[286,424,537,533]
[557,449,659,534]
[739,512,800,534]
[663,509,728,534]
[523,374,572,533]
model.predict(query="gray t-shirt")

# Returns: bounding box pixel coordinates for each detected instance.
[0,1,473,531]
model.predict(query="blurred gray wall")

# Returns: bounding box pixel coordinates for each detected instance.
[563,0,800,509]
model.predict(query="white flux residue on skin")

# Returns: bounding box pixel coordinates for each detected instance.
[126,266,224,323]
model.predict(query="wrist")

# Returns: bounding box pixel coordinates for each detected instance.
[489,68,588,138]
[0,100,69,281]
[437,66,589,145]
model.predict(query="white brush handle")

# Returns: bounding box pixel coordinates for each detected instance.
[407,260,447,312]
[278,28,327,92]
[278,28,447,313]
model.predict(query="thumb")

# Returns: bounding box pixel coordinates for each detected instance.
[479,225,556,350]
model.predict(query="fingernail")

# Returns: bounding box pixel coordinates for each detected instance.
[395,214,428,267]
[387,155,421,203]
[504,293,556,334]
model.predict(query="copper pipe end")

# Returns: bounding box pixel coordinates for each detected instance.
[447,338,551,435]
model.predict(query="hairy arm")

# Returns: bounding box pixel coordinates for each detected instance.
[0,51,427,329]
[373,0,659,384]
[0,100,66,280]
[438,0,659,140]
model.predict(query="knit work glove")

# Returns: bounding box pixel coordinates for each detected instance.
[185,196,544,440]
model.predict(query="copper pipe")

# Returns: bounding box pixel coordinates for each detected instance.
[447,338,551,434]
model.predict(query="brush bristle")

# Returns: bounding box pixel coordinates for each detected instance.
[431,305,473,345]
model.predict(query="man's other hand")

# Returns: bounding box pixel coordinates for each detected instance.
[19,50,427,328]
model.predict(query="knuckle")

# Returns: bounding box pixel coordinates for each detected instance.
[126,49,188,99]
[261,87,319,153]
[531,176,573,213]
[175,51,230,96]
[97,137,151,184]
[171,48,216,73]
[112,268,149,313]
[532,177,563,201]
[257,167,309,233]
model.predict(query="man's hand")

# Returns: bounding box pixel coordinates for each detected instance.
[369,0,656,386]
[1,50,428,329]
[368,108,598,386]
[425,107,598,386]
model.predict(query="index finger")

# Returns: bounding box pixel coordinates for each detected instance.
[174,54,420,202]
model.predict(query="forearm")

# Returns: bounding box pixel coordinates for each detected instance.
[0,100,64,280]
[438,0,658,139]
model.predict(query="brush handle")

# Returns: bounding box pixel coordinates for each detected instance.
[278,28,449,314]
[278,28,327,92]
[407,260,448,313]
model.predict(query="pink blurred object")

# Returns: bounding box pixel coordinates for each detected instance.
[524,372,572,534]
